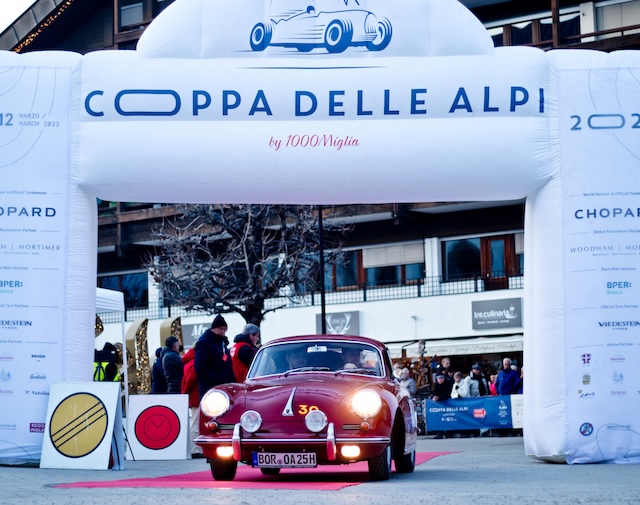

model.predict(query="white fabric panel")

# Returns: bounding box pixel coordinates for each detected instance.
[68,59,97,384]
[77,47,553,204]
[551,49,640,464]
[0,50,83,466]
[523,178,567,463]
[521,53,565,462]
[137,0,494,59]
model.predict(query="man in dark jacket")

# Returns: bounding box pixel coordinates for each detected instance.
[431,373,452,401]
[195,314,236,398]
[151,347,167,393]
[162,336,184,393]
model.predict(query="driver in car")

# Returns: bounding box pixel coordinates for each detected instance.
[342,348,362,369]
[285,348,307,369]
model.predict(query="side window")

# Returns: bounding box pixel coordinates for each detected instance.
[443,238,481,281]
[98,272,148,309]
[442,234,522,283]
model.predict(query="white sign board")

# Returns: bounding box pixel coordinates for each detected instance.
[40,382,123,470]
[126,394,189,460]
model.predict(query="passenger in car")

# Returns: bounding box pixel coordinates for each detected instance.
[361,351,379,372]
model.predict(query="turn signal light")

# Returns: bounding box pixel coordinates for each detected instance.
[360,422,371,432]
[205,420,219,432]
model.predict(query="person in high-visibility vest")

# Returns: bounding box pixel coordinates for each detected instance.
[93,342,120,381]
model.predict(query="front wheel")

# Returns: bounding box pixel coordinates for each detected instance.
[368,444,391,481]
[209,458,238,481]
[394,449,415,473]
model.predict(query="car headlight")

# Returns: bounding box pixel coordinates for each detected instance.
[240,410,262,433]
[352,389,382,419]
[305,410,328,433]
[201,390,230,418]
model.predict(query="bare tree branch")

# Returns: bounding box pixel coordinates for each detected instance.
[144,205,351,325]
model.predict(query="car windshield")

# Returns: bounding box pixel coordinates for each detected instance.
[247,341,384,379]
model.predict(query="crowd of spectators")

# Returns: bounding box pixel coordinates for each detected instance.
[392,355,523,439]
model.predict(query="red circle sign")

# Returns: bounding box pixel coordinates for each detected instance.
[134,405,181,450]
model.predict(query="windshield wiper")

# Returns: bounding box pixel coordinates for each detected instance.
[334,368,379,376]
[284,366,331,376]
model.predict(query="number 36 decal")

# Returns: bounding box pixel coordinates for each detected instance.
[571,113,640,130]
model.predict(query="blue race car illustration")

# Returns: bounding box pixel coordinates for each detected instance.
[249,6,392,53]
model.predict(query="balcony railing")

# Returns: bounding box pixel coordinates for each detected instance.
[97,274,524,324]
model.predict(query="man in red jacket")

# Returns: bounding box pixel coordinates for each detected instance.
[181,346,204,458]
[230,324,260,383]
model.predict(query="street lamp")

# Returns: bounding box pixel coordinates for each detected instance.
[318,205,327,334]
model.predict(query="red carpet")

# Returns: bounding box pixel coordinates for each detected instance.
[55,452,451,490]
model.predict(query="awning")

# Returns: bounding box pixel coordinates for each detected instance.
[96,287,124,313]
[385,334,523,359]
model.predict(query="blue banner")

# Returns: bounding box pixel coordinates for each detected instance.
[425,396,513,431]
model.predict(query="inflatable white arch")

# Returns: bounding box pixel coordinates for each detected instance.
[1,0,639,465]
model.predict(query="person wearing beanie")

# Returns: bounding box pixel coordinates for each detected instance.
[151,347,167,393]
[162,336,184,394]
[211,314,227,329]
[195,314,236,398]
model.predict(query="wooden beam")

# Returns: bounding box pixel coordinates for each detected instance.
[551,0,560,48]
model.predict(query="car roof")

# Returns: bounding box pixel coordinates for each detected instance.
[261,334,387,351]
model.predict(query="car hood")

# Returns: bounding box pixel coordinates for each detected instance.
[219,373,385,421]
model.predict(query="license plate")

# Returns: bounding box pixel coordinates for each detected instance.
[251,452,317,468]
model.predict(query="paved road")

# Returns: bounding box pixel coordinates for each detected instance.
[2,436,638,505]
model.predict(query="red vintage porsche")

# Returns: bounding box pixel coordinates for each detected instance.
[195,334,418,481]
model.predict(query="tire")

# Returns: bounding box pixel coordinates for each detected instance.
[209,458,238,481]
[394,448,416,473]
[366,19,392,51]
[260,467,281,476]
[250,22,272,51]
[324,20,352,53]
[368,444,392,481]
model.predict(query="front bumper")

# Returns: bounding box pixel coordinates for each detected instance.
[195,422,391,465]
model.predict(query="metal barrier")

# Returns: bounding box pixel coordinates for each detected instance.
[98,274,524,324]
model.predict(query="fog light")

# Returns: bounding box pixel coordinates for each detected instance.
[216,446,234,458]
[240,410,262,433]
[305,410,328,433]
[340,445,360,458]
